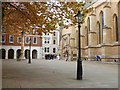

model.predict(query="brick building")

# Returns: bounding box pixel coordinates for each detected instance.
[1,33,42,59]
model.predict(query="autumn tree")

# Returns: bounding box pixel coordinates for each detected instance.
[2,1,92,59]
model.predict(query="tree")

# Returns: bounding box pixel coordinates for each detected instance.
[2,1,92,59]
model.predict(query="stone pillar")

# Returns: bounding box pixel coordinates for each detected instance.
[102,5,113,61]
[103,5,112,44]
[14,50,16,59]
[88,14,97,60]
[30,47,32,59]
[89,14,97,46]
[5,50,8,59]
[102,5,112,61]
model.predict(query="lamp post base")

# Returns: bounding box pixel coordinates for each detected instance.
[28,58,31,64]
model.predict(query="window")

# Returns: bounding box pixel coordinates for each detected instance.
[48,41,49,44]
[101,12,104,29]
[85,27,88,46]
[44,47,49,52]
[2,35,5,43]
[115,16,118,41]
[45,41,46,43]
[33,37,37,44]
[44,37,50,44]
[25,36,30,44]
[47,47,49,52]
[9,35,14,43]
[53,48,56,53]
[53,40,56,44]
[45,40,50,44]
[97,22,101,44]
[53,32,56,36]
[100,11,104,43]
[17,36,22,44]
[45,47,46,52]
[87,17,90,32]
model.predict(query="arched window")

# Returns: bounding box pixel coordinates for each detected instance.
[113,15,119,42]
[87,17,90,32]
[53,48,56,53]
[100,11,104,43]
[97,22,101,44]
[85,26,88,46]
[101,12,104,29]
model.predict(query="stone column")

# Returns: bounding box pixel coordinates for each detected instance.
[101,5,112,61]
[88,14,97,60]
[89,14,97,46]
[5,50,8,59]
[103,5,112,44]
[14,49,17,59]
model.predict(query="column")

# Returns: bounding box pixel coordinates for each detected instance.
[88,14,97,60]
[103,5,112,44]
[102,5,112,61]
[14,49,17,59]
[5,50,8,59]
[89,14,97,46]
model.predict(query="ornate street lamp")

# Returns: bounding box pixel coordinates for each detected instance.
[75,10,84,80]
[28,38,31,64]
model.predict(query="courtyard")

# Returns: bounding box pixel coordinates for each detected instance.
[2,59,118,88]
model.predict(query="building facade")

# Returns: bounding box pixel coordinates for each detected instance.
[60,0,120,62]
[0,33,42,59]
[60,26,78,61]
[42,30,60,59]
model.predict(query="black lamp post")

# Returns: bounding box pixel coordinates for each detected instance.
[75,10,84,80]
[28,38,31,64]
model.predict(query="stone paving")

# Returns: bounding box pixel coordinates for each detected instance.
[2,59,118,88]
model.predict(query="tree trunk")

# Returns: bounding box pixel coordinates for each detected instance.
[18,32,25,60]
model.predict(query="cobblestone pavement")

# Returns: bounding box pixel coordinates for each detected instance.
[2,59,118,88]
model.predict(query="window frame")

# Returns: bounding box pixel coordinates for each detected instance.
[2,35,5,43]
[33,37,37,44]
[53,48,56,53]
[53,39,56,44]
[17,36,22,44]
[115,15,119,42]
[9,35,14,43]
[25,36,30,44]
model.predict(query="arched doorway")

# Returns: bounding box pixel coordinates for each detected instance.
[32,50,37,59]
[8,49,14,59]
[25,49,30,59]
[17,49,21,59]
[0,49,6,59]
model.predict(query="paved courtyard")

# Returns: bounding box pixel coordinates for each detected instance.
[2,59,118,88]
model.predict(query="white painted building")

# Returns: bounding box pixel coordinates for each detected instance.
[42,30,60,59]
